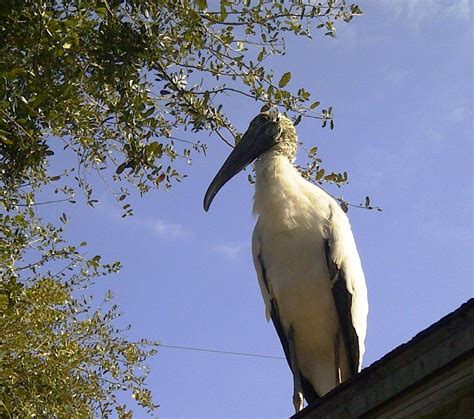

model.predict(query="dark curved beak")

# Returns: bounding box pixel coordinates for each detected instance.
[203,115,279,211]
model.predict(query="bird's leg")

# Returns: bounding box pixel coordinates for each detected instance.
[288,327,304,413]
[334,332,342,385]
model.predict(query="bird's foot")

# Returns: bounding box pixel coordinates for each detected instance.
[293,391,304,413]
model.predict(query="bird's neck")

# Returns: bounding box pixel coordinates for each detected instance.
[253,151,306,223]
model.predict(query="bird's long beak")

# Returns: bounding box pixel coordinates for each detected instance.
[203,115,280,211]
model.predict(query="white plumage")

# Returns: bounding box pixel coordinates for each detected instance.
[204,111,368,412]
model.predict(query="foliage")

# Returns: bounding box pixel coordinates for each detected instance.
[0,187,158,417]
[0,0,366,417]
[0,0,364,201]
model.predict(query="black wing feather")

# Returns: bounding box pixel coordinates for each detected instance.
[324,238,360,376]
[257,253,290,364]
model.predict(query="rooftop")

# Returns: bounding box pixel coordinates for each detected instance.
[294,298,474,419]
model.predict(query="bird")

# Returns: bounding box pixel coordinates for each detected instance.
[203,109,368,413]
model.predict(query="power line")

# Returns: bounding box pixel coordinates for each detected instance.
[159,343,285,360]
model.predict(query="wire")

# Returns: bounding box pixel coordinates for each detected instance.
[159,343,285,360]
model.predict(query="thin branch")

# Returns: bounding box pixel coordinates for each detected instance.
[0,400,12,419]
[16,197,74,207]
[0,109,36,140]
[335,198,383,212]
[194,86,256,100]
[168,136,203,147]
[51,259,82,279]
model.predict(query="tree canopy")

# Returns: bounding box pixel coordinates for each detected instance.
[0,0,363,416]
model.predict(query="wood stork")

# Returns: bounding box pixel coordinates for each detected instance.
[203,110,368,412]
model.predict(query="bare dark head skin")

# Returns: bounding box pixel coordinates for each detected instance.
[203,111,282,211]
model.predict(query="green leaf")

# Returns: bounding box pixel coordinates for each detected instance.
[196,0,207,10]
[278,72,292,88]
[310,101,320,109]
[0,293,9,311]
[116,162,128,175]
[0,135,13,144]
[142,107,155,118]
[220,1,228,21]
[148,142,163,156]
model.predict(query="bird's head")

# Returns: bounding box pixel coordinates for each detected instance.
[203,110,298,211]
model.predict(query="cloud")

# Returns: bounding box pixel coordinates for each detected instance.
[379,0,469,25]
[214,242,247,261]
[95,196,193,240]
[447,106,469,123]
[149,219,193,240]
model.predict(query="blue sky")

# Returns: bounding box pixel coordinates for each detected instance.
[47,1,472,417]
